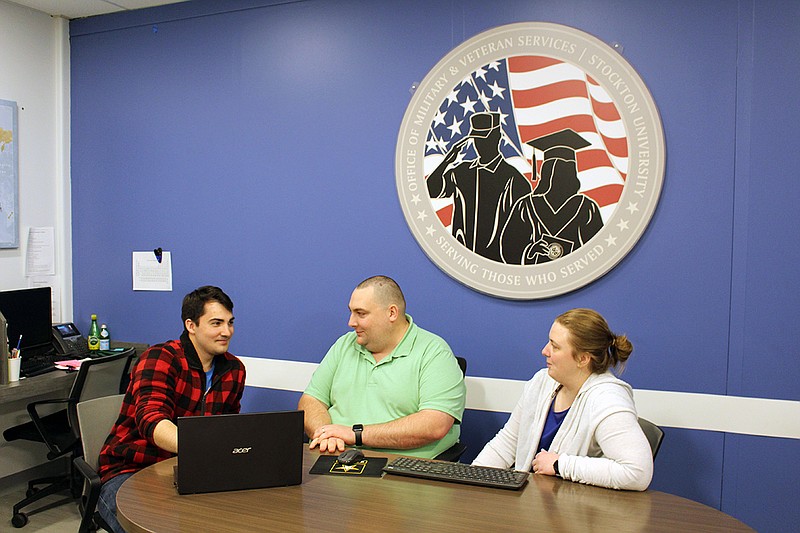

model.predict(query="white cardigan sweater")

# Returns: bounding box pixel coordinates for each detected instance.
[473,369,653,491]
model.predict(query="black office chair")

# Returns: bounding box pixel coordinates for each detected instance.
[3,348,136,528]
[434,356,468,462]
[454,356,467,377]
[73,394,125,533]
[638,417,664,459]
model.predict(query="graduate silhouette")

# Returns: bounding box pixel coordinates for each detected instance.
[500,129,604,264]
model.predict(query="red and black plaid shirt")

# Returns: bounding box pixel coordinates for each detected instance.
[97,332,246,483]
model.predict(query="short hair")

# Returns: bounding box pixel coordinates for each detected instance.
[356,275,406,315]
[181,286,234,326]
[555,308,633,374]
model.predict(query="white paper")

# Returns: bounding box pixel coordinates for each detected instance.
[132,251,173,291]
[25,226,56,276]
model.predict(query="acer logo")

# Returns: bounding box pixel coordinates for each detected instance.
[231,447,252,454]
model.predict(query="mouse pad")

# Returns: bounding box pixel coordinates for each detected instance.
[310,455,388,477]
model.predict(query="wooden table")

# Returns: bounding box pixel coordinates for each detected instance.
[117,447,753,532]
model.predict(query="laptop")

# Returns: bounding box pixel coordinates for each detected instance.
[175,410,304,495]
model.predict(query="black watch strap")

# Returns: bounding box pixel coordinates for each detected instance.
[352,424,364,447]
[553,459,560,477]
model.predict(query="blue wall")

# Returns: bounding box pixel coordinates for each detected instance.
[69,1,799,531]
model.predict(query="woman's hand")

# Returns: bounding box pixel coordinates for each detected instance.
[532,449,560,476]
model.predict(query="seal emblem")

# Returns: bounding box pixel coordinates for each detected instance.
[547,243,564,261]
[396,22,665,299]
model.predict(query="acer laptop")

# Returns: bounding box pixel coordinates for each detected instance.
[175,410,304,495]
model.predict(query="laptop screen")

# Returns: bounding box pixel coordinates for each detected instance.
[176,410,304,495]
[0,287,52,352]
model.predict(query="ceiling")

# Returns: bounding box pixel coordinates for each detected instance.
[6,0,188,19]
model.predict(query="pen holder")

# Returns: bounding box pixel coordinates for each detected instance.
[7,356,20,382]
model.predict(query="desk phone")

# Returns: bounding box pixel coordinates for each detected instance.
[52,322,90,355]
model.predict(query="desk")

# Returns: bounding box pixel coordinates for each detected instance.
[0,342,149,479]
[0,369,74,404]
[117,448,753,532]
[0,341,149,404]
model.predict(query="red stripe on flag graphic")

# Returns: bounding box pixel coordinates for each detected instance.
[424,56,629,230]
[508,56,628,214]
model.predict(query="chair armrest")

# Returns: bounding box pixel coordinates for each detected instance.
[74,457,104,533]
[27,397,73,419]
[27,397,77,456]
[74,456,101,486]
[434,441,468,462]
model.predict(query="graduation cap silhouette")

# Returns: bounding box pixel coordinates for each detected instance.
[527,129,591,162]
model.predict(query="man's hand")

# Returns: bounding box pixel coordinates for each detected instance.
[308,424,352,453]
[153,419,178,454]
[298,393,337,449]
[441,136,470,166]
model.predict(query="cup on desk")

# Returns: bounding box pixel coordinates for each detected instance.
[7,355,21,382]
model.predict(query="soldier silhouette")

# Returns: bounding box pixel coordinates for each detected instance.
[427,112,532,262]
[500,129,604,264]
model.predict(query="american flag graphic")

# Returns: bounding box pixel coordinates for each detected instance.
[424,56,628,229]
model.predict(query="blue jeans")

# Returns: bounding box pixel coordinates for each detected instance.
[98,472,134,533]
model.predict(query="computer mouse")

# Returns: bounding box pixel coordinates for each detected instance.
[337,448,365,465]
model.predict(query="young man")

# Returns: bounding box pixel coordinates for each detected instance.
[298,276,465,458]
[97,286,246,533]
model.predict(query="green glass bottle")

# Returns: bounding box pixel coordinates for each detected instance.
[88,314,100,351]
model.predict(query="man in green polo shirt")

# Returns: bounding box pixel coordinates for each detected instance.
[298,275,466,458]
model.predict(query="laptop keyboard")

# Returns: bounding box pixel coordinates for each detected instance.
[383,457,529,490]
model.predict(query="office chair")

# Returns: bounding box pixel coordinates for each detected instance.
[637,417,665,459]
[3,348,136,528]
[73,394,125,533]
[434,356,468,462]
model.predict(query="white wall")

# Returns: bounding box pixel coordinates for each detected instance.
[0,0,72,477]
[0,0,72,321]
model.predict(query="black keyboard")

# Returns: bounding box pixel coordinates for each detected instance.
[20,354,75,378]
[383,457,529,490]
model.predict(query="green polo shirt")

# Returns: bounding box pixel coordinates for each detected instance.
[304,315,466,458]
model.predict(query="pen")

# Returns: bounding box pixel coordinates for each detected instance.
[15,335,22,351]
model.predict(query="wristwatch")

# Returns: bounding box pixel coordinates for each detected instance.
[352,424,364,447]
[553,459,560,477]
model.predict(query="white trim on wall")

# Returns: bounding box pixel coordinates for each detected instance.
[239,356,800,440]
[54,15,73,322]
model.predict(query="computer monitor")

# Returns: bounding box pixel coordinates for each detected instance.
[0,287,52,352]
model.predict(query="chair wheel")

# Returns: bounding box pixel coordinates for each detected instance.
[12,511,28,528]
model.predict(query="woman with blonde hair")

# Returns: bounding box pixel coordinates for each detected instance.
[473,309,653,490]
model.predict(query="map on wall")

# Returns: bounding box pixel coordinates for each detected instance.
[0,99,19,248]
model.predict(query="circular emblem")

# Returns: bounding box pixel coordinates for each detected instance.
[547,243,564,261]
[396,22,665,299]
